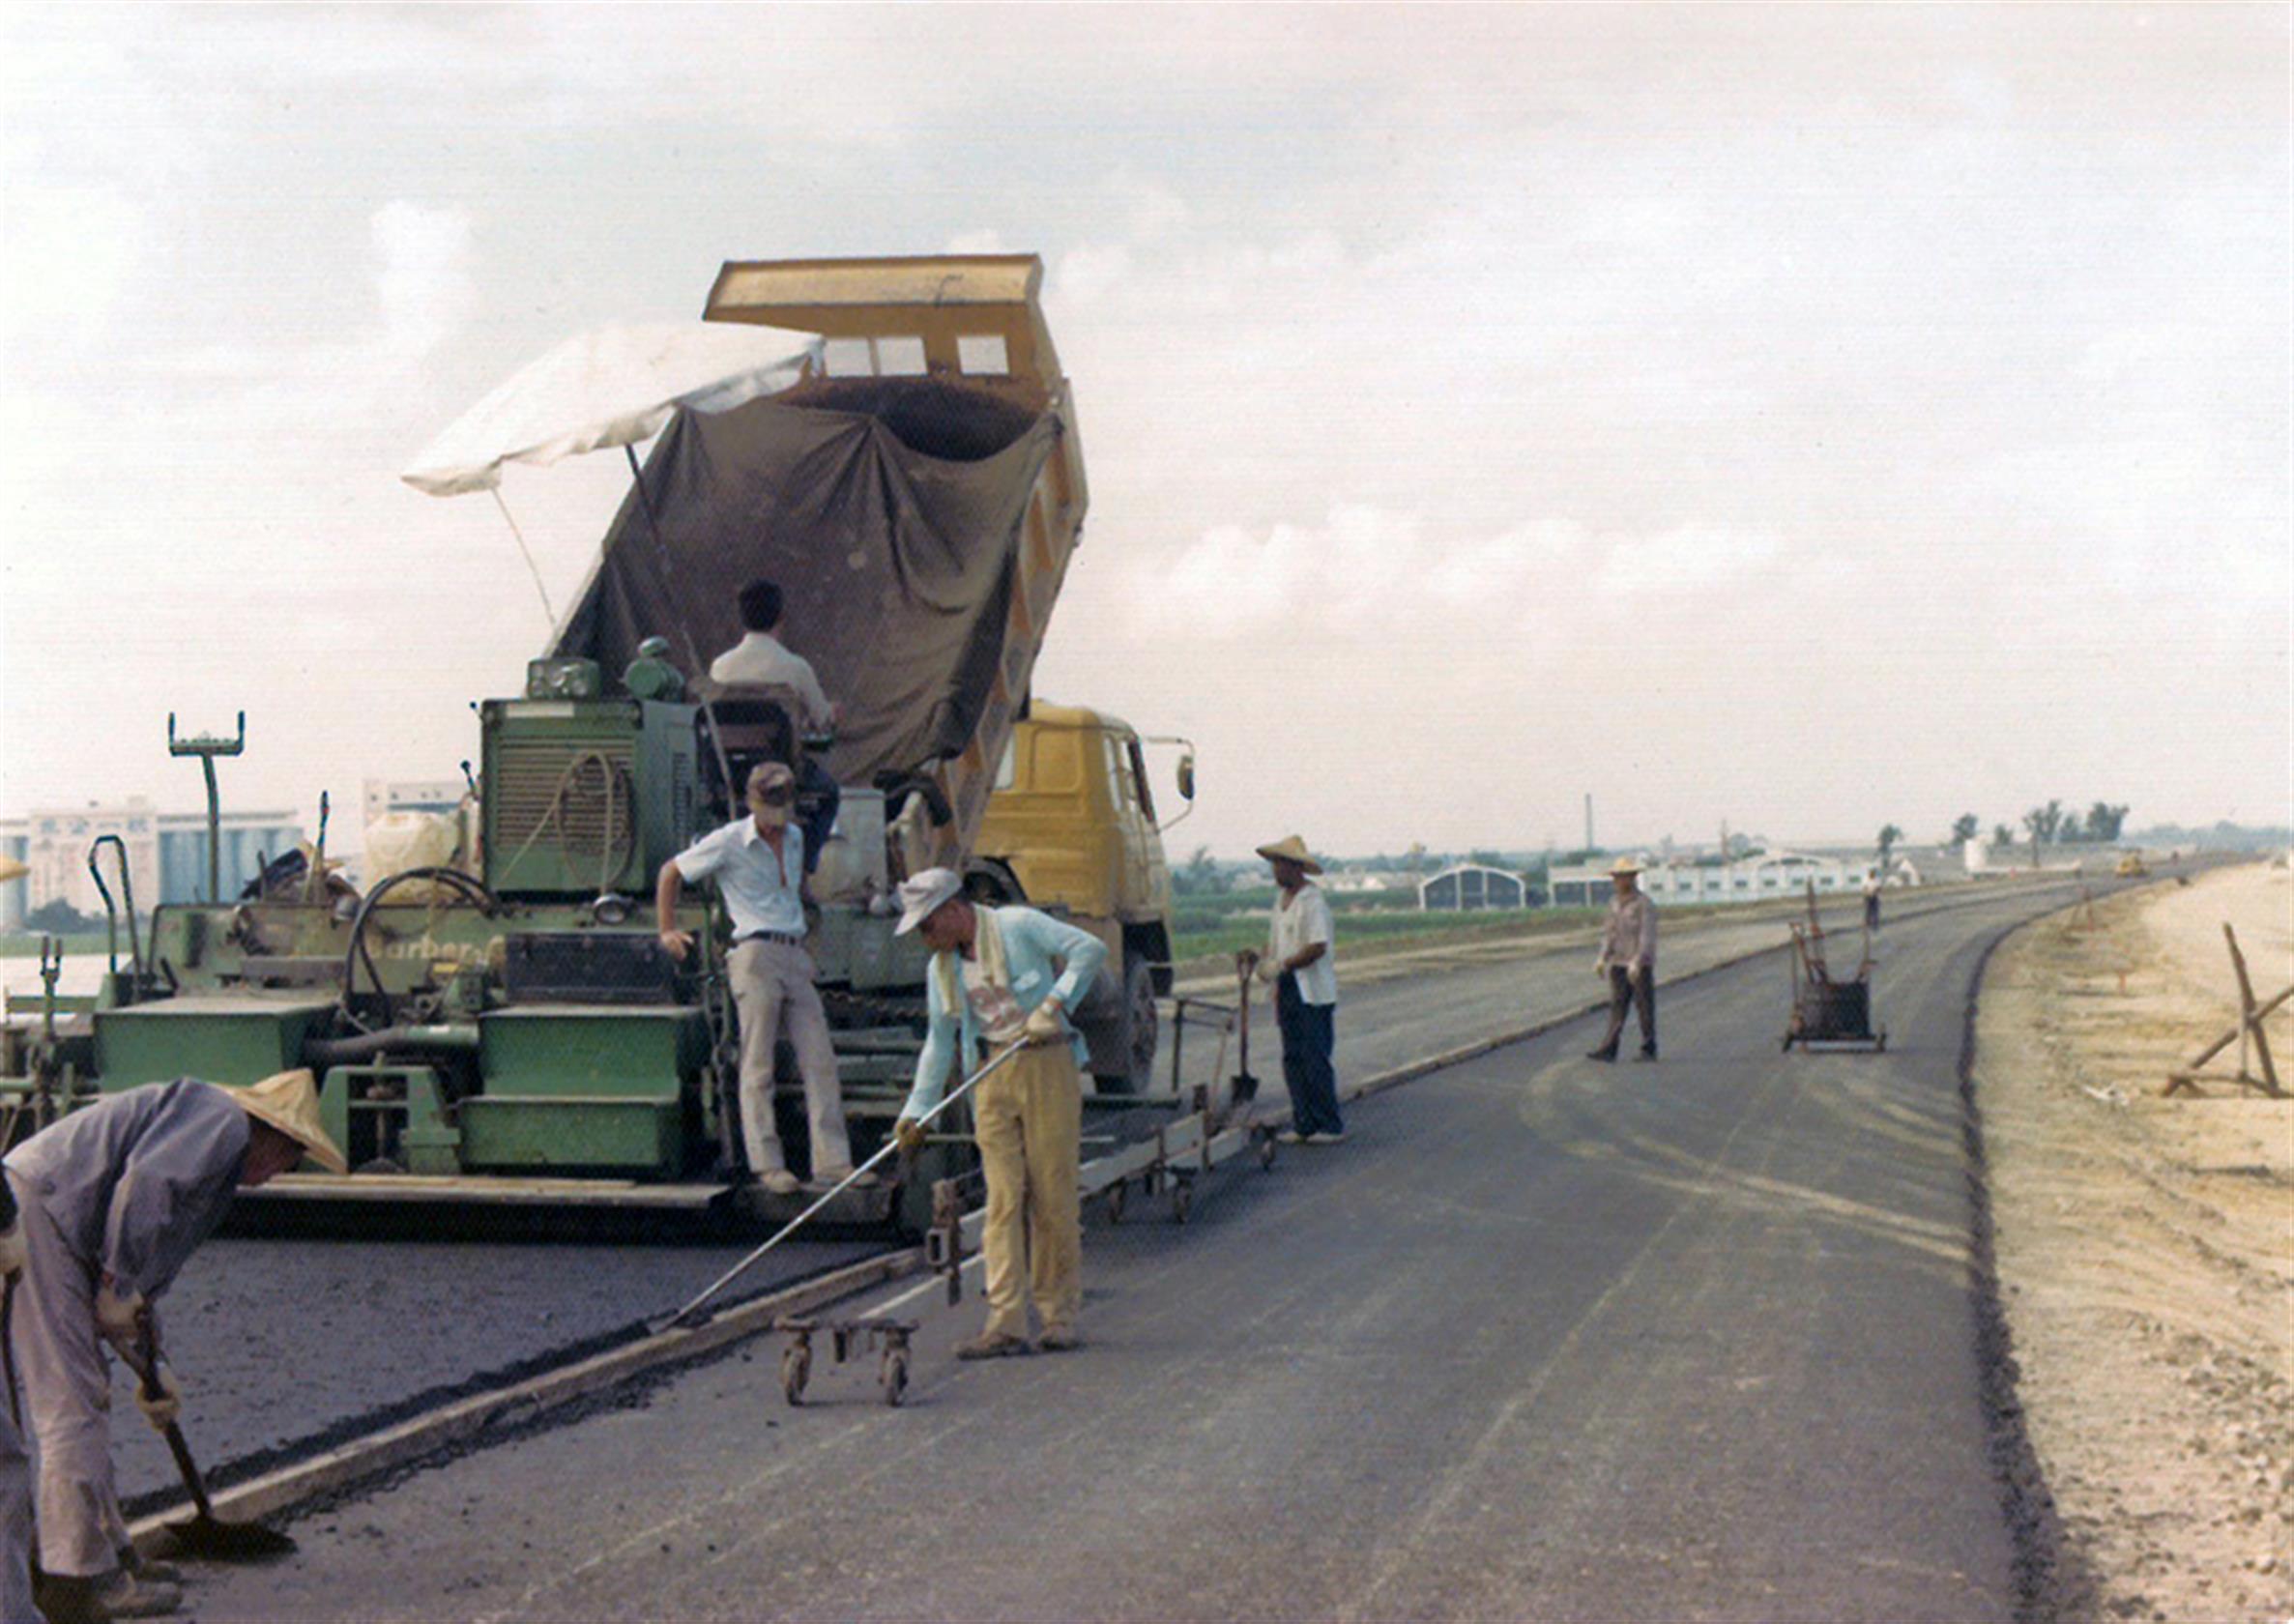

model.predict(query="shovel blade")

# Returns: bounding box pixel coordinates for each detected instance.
[1230,1070,1260,1106]
[161,1513,297,1562]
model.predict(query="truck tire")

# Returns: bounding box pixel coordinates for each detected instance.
[1095,951,1157,1096]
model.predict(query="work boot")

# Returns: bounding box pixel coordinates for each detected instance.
[1635,1044,1659,1062]
[1037,1326,1082,1352]
[1308,1129,1349,1146]
[37,1569,187,1623]
[1275,1128,1309,1146]
[756,1168,801,1196]
[1584,1046,1617,1063]
[119,1551,183,1586]
[953,1330,1033,1360]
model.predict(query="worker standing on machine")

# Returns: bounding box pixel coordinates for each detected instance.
[709,578,838,738]
[657,761,862,1198]
[890,869,1105,1359]
[1,1073,344,1623]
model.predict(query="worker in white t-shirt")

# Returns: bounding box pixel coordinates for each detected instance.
[1250,834,1346,1146]
[709,578,837,737]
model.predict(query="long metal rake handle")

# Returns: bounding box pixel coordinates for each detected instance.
[653,1041,1029,1333]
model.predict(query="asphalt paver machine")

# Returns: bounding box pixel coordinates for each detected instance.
[2,256,1117,1236]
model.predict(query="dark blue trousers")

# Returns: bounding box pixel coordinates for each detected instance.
[1274,976,1344,1136]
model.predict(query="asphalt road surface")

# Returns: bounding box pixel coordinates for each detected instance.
[111,879,2073,1507]
[176,880,2091,1622]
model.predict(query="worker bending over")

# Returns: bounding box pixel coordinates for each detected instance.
[2,1073,345,1622]
[891,869,1104,1358]
[658,761,860,1197]
[1587,856,1659,1062]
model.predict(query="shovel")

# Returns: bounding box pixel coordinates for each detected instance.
[133,1314,295,1561]
[1229,952,1261,1112]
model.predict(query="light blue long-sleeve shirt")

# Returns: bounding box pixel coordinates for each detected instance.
[898,906,1107,1121]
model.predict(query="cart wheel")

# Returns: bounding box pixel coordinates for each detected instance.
[1875,1031,1888,1053]
[1104,1182,1126,1225]
[781,1343,810,1406]
[881,1348,909,1407]
[1171,1181,1192,1225]
[1257,1129,1277,1171]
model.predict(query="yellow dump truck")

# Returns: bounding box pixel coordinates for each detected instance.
[973,702,1183,1093]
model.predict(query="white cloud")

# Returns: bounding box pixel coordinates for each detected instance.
[372,202,475,363]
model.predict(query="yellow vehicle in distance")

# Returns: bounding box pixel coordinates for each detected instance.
[2114,852,2149,878]
[972,702,1190,1093]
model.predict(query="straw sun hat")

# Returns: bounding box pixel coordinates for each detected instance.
[231,1069,349,1174]
[1254,835,1322,875]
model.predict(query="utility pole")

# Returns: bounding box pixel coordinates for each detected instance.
[1584,793,1594,853]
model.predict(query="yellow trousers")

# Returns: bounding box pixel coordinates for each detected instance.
[973,1044,1083,1339]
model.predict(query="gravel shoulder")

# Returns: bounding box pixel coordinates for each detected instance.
[1976,861,2293,1622]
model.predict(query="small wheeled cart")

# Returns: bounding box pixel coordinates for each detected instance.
[776,1317,918,1407]
[1783,882,1887,1053]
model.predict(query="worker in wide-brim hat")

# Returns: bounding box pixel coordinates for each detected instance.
[1588,856,1659,1063]
[890,867,1106,1358]
[1251,836,1346,1146]
[2,1072,344,1620]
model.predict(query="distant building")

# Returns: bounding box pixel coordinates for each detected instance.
[363,777,467,828]
[1418,865,1531,912]
[1549,849,1861,910]
[0,800,304,925]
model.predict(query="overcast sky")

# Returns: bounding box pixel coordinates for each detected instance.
[3,5,2287,858]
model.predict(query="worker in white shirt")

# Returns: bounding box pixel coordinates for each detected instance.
[1251,835,1346,1146]
[709,578,837,738]
[1863,872,1883,932]
[1587,856,1659,1062]
[656,761,861,1196]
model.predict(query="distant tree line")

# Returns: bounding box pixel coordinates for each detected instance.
[1935,801,2132,863]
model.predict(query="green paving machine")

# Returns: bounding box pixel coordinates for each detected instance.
[2,255,1125,1234]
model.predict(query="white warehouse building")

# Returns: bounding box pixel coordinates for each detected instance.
[1549,850,1871,910]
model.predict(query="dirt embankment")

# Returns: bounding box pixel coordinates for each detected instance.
[1978,860,2293,1622]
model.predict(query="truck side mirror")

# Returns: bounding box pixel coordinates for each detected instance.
[1176,752,1196,801]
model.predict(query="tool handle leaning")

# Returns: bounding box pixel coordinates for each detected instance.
[654,1041,1031,1332]
[132,1308,219,1520]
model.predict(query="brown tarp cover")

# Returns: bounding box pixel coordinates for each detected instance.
[554,380,1057,787]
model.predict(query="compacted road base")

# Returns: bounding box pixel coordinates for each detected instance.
[178,884,2081,1623]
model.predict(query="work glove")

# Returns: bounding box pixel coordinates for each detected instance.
[1021,1000,1066,1047]
[1256,958,1283,985]
[133,1362,183,1433]
[1592,955,1610,977]
[93,1279,147,1351]
[893,1118,927,1154]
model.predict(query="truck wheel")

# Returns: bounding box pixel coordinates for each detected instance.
[1097,952,1157,1096]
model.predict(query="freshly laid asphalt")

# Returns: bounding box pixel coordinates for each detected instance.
[114,879,2066,1507]
[172,880,2097,1622]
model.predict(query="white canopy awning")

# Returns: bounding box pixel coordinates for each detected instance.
[401,323,822,497]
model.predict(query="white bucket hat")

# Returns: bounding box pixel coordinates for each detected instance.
[893,867,965,936]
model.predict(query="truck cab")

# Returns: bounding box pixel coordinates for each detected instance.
[972,703,1179,1093]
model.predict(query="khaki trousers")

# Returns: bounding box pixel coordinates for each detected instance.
[973,1044,1083,1340]
[3,1174,129,1580]
[729,939,852,1178]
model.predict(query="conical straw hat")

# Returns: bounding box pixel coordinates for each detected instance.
[1253,835,1322,875]
[0,856,26,884]
[229,1069,348,1174]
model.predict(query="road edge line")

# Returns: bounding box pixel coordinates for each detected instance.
[128,1249,921,1552]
